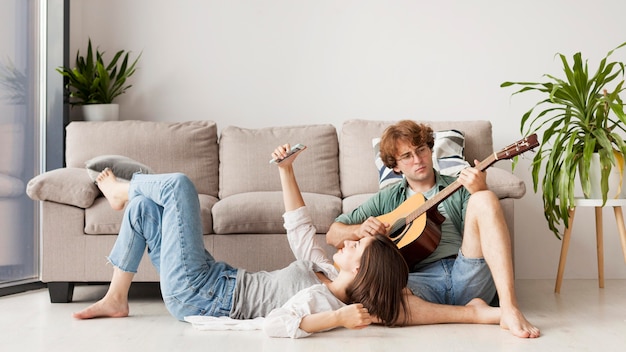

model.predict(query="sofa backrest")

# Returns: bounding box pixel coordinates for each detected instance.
[65,120,219,197]
[218,124,340,199]
[339,119,494,197]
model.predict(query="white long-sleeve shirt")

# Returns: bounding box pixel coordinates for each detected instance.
[263,206,343,338]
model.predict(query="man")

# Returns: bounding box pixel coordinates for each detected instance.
[326,120,539,338]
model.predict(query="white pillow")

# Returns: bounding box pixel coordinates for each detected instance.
[373,129,470,189]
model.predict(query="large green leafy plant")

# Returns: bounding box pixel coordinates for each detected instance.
[56,39,141,106]
[501,42,626,239]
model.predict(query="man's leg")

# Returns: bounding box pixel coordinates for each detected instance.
[401,291,500,325]
[460,190,540,338]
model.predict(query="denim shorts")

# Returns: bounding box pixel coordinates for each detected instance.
[406,249,496,305]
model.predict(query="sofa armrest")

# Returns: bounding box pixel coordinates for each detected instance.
[486,167,526,199]
[27,168,99,208]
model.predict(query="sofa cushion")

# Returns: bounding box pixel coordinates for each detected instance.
[340,119,494,197]
[431,129,471,175]
[212,191,341,234]
[84,194,217,235]
[26,167,99,208]
[218,124,340,199]
[66,120,219,197]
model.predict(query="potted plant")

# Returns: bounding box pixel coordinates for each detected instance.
[501,42,626,239]
[56,39,141,121]
[0,57,26,106]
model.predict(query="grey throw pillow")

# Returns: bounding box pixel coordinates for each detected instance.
[85,155,154,182]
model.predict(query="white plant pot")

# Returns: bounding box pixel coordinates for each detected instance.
[588,153,626,199]
[82,103,119,121]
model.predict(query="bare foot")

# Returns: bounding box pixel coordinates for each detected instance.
[73,297,129,319]
[466,298,500,324]
[499,307,541,338]
[96,168,130,210]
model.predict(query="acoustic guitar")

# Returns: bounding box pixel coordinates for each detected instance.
[377,134,539,268]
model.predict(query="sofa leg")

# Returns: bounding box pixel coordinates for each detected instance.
[47,282,75,303]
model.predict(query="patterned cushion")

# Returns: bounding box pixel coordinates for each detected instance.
[373,129,471,189]
[432,129,471,176]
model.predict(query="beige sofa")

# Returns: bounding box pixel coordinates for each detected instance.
[27,119,525,303]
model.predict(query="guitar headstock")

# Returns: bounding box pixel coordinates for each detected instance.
[495,133,539,160]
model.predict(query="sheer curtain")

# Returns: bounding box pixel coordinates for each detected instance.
[0,0,66,288]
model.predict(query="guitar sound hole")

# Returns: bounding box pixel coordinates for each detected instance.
[389,219,406,240]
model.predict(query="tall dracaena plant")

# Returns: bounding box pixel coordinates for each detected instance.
[501,42,626,239]
[56,39,141,106]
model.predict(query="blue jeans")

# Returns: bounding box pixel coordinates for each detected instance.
[107,173,238,321]
[406,250,496,305]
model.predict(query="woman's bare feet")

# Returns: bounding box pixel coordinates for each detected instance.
[73,296,129,319]
[73,268,134,319]
[499,307,541,338]
[96,168,130,210]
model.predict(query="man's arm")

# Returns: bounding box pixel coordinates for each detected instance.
[326,222,360,248]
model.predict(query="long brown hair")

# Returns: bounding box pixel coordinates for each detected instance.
[346,235,409,326]
[380,120,434,171]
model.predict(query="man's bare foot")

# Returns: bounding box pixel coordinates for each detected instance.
[465,298,500,324]
[72,297,129,319]
[96,168,130,210]
[499,307,541,338]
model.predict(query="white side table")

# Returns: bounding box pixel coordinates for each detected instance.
[555,198,626,293]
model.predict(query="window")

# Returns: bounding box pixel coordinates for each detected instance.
[0,0,66,291]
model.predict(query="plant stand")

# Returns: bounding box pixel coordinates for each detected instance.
[555,198,626,293]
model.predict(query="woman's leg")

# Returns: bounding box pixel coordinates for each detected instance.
[127,172,237,319]
[75,171,237,320]
[73,171,160,319]
[127,173,213,293]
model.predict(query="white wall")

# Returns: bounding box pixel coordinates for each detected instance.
[69,0,626,279]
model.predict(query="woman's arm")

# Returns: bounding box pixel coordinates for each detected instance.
[272,144,333,266]
[272,144,306,212]
[299,304,371,333]
[263,285,371,338]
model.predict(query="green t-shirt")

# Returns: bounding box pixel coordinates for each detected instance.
[335,170,469,269]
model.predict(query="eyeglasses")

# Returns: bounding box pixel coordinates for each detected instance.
[396,146,430,165]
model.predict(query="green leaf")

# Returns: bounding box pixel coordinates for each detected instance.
[56,38,141,106]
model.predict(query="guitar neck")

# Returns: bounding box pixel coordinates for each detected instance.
[407,153,498,223]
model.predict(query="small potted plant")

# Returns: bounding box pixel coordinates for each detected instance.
[0,57,26,106]
[501,42,626,239]
[56,39,141,121]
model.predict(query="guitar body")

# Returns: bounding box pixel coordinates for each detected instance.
[377,192,445,267]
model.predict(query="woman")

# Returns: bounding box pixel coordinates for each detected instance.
[73,144,410,338]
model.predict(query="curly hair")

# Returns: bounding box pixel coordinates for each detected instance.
[380,120,434,171]
[345,235,409,326]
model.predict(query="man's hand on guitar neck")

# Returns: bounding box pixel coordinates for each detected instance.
[456,159,488,194]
